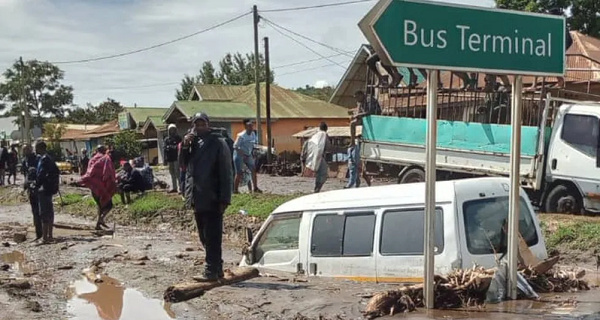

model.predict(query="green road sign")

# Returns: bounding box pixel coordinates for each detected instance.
[359,0,566,76]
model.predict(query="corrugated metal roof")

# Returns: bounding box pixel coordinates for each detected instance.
[124,107,169,125]
[170,101,256,120]
[293,126,361,138]
[233,84,350,118]
[193,85,249,101]
[67,119,120,140]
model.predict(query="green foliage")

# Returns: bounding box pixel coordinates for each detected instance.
[176,52,275,100]
[0,59,73,127]
[495,0,599,37]
[66,98,124,124]
[295,85,335,102]
[104,130,142,161]
[226,193,301,219]
[542,219,600,251]
[60,193,85,206]
[43,122,67,160]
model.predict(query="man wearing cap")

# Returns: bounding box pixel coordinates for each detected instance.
[181,112,233,281]
[233,119,261,193]
[164,123,182,193]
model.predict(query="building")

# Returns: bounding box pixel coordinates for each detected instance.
[163,83,350,153]
[118,106,169,164]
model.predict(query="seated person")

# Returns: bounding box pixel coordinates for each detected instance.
[117,162,147,204]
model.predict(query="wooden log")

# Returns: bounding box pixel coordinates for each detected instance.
[532,256,559,275]
[164,267,260,303]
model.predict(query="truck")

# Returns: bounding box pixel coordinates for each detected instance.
[360,94,600,214]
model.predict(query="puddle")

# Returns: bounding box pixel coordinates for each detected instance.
[0,250,32,275]
[67,275,175,320]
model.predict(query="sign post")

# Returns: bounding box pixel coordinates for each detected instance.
[359,0,565,307]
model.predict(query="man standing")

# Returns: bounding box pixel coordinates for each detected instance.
[164,124,182,193]
[79,148,89,176]
[233,119,261,193]
[303,122,331,193]
[22,144,42,240]
[181,112,233,281]
[34,141,60,244]
[0,140,8,186]
[79,145,116,230]
[350,90,382,145]
[6,145,18,185]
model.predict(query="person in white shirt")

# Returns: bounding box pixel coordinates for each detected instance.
[233,119,262,193]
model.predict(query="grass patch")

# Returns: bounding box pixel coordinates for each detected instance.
[226,193,301,219]
[540,215,600,252]
[60,193,85,206]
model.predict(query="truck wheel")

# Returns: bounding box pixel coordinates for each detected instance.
[545,184,582,214]
[398,167,425,184]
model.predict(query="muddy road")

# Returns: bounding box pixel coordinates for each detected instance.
[1,173,600,320]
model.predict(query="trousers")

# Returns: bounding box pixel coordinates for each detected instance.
[28,191,42,239]
[194,208,224,276]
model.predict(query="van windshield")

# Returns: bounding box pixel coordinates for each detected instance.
[463,196,538,255]
[254,215,301,262]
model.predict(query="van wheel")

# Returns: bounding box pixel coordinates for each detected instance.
[398,167,425,184]
[545,184,582,214]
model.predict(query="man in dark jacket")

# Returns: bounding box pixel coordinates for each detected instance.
[22,144,42,240]
[117,162,146,204]
[34,141,60,244]
[181,112,233,281]
[164,124,182,193]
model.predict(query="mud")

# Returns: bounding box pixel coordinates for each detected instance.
[0,250,32,275]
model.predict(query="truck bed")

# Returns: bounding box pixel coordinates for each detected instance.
[361,116,549,180]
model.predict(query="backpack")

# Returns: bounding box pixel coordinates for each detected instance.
[45,156,60,195]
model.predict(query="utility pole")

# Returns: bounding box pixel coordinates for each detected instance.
[19,57,31,145]
[264,37,272,165]
[253,5,263,144]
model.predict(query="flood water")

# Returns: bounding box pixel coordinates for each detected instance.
[0,250,32,275]
[66,275,175,320]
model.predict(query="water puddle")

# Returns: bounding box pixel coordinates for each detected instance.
[66,274,175,320]
[0,250,33,275]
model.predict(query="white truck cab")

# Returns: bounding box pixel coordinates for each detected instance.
[240,177,548,282]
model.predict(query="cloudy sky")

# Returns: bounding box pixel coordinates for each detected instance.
[0,0,494,108]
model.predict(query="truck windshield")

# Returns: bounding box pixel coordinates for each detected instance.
[462,197,538,255]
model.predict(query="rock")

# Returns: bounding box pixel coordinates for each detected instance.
[132,261,146,266]
[175,253,189,259]
[1,265,9,271]
[57,265,74,270]
[26,300,42,312]
[185,247,196,252]
[136,255,149,261]
[13,233,26,243]
[8,280,31,290]
[2,242,10,247]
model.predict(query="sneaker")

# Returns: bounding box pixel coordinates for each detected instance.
[192,273,220,282]
[253,188,263,194]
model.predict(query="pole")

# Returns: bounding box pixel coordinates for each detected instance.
[424,69,438,309]
[253,5,263,145]
[507,75,523,300]
[19,57,31,145]
[264,37,272,165]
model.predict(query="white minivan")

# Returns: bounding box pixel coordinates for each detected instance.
[240,177,548,283]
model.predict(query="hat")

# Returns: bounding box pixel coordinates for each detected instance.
[191,112,210,124]
[168,124,177,130]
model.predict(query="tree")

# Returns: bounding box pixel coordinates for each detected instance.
[0,59,74,128]
[43,122,66,160]
[295,85,336,102]
[104,130,142,162]
[495,0,599,37]
[66,98,124,124]
[175,52,275,100]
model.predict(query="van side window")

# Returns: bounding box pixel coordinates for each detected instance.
[311,213,375,257]
[380,209,444,256]
[463,197,538,255]
[561,114,599,158]
[255,215,301,262]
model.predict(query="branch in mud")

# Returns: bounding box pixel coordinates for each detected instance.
[363,261,591,319]
[163,267,260,303]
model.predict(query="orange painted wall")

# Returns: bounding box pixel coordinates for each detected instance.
[231,118,349,154]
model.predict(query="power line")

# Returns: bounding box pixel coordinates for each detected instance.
[278,60,352,77]
[262,16,354,57]
[272,51,354,69]
[261,0,375,13]
[264,20,347,69]
[51,11,252,65]
[77,81,180,92]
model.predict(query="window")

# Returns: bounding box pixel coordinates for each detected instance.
[310,212,376,257]
[380,209,444,256]
[561,114,599,158]
[254,215,301,262]
[463,197,538,255]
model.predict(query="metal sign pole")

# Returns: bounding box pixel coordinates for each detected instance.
[424,69,438,309]
[507,75,523,300]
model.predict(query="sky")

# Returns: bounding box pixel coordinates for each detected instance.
[0,0,495,108]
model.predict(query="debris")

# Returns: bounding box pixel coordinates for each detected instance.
[91,244,124,251]
[7,279,31,290]
[164,267,260,303]
[532,255,559,275]
[53,223,93,231]
[13,233,26,243]
[1,265,9,271]
[144,244,152,250]
[175,252,189,259]
[2,242,10,247]
[128,255,150,261]
[185,247,197,252]
[132,261,146,266]
[60,243,76,250]
[57,265,74,270]
[26,300,42,312]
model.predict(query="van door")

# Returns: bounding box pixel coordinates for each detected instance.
[376,207,454,283]
[547,111,600,211]
[307,211,377,280]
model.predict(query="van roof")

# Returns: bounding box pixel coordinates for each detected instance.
[272,177,512,215]
[559,103,600,115]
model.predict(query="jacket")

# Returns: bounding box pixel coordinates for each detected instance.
[181,130,233,211]
[36,153,60,195]
[22,154,40,192]
[164,134,182,163]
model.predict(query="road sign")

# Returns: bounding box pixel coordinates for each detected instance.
[359,0,566,76]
